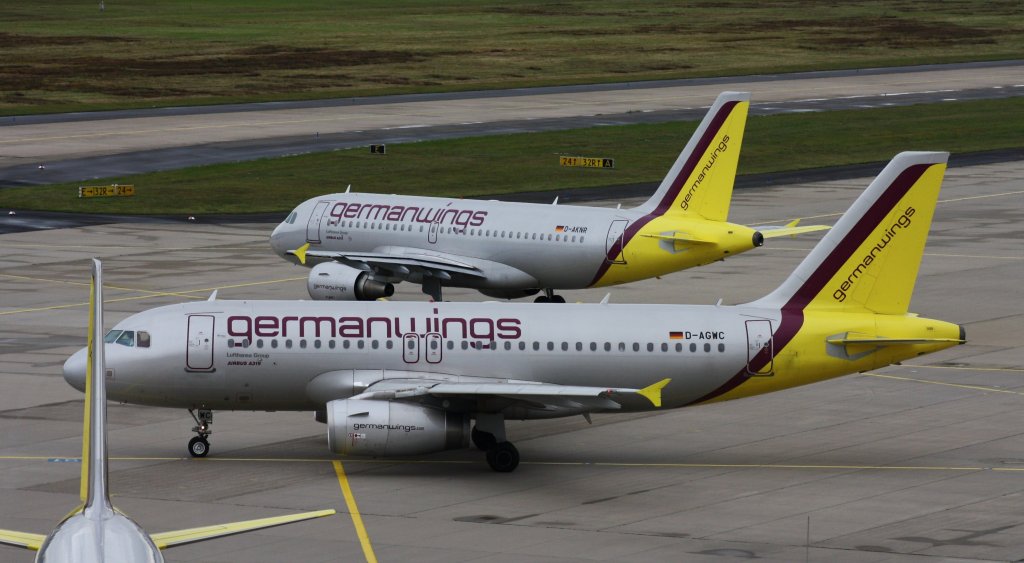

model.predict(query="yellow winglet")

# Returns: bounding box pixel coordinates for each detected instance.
[149,509,336,549]
[637,378,671,408]
[290,243,310,265]
[0,529,46,551]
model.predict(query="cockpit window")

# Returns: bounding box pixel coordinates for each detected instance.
[285,211,298,224]
[114,330,135,347]
[104,330,122,343]
[137,331,151,348]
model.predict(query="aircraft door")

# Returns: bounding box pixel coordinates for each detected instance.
[306,200,332,244]
[186,314,215,372]
[427,219,440,244]
[745,319,774,376]
[605,219,629,264]
[426,333,442,363]
[403,333,419,364]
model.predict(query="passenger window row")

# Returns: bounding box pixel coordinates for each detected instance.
[332,219,585,243]
[227,338,726,354]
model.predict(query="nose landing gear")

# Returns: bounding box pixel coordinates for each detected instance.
[187,408,213,458]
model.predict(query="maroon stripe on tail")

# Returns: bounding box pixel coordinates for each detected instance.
[687,162,932,405]
[587,101,741,287]
[782,163,929,311]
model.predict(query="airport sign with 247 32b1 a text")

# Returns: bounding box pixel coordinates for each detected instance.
[559,156,614,169]
[78,184,135,198]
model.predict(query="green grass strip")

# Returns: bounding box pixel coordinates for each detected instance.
[1,97,1020,215]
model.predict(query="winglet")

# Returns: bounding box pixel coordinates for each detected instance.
[290,243,310,265]
[637,378,671,408]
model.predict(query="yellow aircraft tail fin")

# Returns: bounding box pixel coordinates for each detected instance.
[81,259,110,509]
[635,91,749,222]
[753,152,948,314]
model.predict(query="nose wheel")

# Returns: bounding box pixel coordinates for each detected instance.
[187,408,213,458]
[188,436,210,457]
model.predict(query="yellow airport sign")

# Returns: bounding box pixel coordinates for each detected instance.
[78,184,135,198]
[559,156,614,169]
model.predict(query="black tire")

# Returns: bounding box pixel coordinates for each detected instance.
[486,442,520,472]
[550,295,566,303]
[534,296,549,303]
[471,426,497,451]
[188,436,209,458]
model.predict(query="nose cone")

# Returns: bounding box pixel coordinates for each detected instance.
[270,222,288,257]
[63,347,87,392]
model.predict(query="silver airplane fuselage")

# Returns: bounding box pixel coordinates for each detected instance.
[269,193,759,293]
[66,298,948,418]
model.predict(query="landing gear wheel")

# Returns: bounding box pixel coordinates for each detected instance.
[486,442,520,473]
[472,427,497,451]
[188,436,210,458]
[534,296,549,303]
[550,295,566,303]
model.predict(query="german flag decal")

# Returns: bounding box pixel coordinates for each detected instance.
[669,331,685,340]
[555,226,566,233]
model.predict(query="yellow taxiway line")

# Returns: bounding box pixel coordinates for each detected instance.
[864,372,1024,396]
[900,364,1024,373]
[333,461,378,563]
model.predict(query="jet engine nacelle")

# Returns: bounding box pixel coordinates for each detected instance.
[307,262,395,301]
[326,399,469,456]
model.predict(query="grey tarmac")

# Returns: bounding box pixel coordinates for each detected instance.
[0,160,1021,562]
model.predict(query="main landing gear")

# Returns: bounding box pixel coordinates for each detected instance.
[473,413,519,472]
[187,408,213,458]
[534,288,565,304]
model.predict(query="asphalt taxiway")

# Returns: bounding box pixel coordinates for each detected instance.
[2,60,1022,186]
[0,160,1021,562]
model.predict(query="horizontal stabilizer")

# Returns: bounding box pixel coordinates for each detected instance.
[0,529,45,551]
[150,509,336,549]
[640,231,717,244]
[827,333,965,346]
[758,219,830,239]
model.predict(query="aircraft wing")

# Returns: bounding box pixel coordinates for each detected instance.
[149,509,336,549]
[290,244,485,279]
[357,378,671,409]
[0,529,45,551]
[756,219,830,239]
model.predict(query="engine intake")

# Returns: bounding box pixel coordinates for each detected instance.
[307,262,394,301]
[326,399,469,456]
